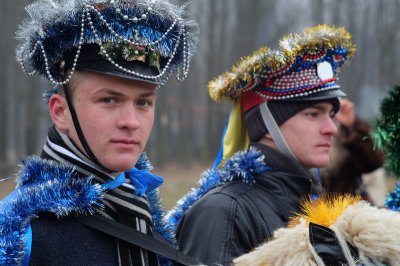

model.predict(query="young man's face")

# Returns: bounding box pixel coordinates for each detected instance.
[56,71,157,172]
[279,102,338,169]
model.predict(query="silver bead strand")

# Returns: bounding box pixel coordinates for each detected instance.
[176,25,190,81]
[115,5,153,23]
[44,8,87,85]
[90,5,178,47]
[86,8,181,80]
[20,41,41,76]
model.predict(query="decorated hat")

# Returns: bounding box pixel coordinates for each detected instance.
[16,0,198,87]
[233,195,400,266]
[210,25,355,168]
[209,24,355,106]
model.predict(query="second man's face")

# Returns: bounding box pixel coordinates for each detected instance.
[65,71,157,173]
[279,102,338,169]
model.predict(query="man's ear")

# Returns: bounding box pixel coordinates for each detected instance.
[258,132,275,148]
[49,94,69,133]
[265,132,273,141]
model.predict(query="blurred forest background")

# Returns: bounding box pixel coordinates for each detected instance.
[1,0,400,207]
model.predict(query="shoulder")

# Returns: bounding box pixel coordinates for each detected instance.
[189,181,258,213]
[177,182,257,230]
[0,156,105,265]
[183,176,300,232]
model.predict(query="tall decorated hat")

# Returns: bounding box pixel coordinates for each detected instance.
[16,0,198,90]
[210,24,355,168]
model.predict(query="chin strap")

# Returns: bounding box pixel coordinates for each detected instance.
[62,84,112,172]
[259,102,297,161]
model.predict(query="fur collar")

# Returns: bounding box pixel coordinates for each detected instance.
[0,155,173,265]
[165,147,270,234]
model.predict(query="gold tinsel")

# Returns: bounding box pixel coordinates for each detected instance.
[208,24,356,103]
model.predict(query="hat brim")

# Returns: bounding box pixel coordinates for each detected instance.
[76,60,162,85]
[65,44,163,85]
[288,88,346,102]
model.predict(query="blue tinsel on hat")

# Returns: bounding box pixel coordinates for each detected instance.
[16,0,198,86]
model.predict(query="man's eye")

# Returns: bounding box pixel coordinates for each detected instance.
[306,111,318,117]
[137,99,151,107]
[101,98,114,104]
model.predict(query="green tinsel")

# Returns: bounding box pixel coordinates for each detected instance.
[373,84,400,176]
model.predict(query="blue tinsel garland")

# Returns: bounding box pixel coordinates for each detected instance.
[385,182,400,211]
[0,156,104,265]
[0,154,174,266]
[165,147,270,234]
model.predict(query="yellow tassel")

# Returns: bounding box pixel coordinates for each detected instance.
[289,194,361,228]
[214,97,250,168]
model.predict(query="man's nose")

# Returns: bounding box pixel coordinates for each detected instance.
[322,116,338,135]
[116,105,140,129]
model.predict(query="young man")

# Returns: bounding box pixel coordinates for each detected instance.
[166,25,355,266]
[0,0,197,265]
[233,86,400,265]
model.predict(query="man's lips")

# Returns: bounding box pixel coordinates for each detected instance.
[317,143,331,148]
[111,139,139,145]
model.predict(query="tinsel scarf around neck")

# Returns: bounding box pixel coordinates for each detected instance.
[0,155,174,265]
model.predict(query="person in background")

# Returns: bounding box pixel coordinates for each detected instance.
[320,98,386,204]
[166,24,355,266]
[0,0,197,265]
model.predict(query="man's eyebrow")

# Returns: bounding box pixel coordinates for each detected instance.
[139,90,156,97]
[310,103,335,112]
[94,88,124,96]
[93,88,156,97]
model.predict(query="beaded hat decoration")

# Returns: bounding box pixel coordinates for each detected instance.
[208,24,355,112]
[16,0,198,87]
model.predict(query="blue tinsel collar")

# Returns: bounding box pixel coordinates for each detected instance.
[0,155,174,265]
[165,147,270,234]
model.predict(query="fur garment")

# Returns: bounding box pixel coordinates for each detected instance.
[234,195,400,266]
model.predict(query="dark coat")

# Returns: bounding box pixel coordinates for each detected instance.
[176,143,320,266]
[30,213,119,266]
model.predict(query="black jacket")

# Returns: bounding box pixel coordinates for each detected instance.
[176,143,321,266]
[30,213,119,266]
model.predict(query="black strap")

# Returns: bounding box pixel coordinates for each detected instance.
[62,83,112,172]
[78,215,201,266]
